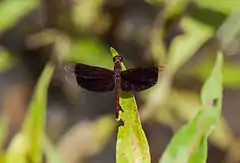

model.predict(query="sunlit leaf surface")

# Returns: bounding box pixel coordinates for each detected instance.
[110,48,150,163]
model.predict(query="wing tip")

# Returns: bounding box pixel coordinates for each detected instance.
[157,65,165,71]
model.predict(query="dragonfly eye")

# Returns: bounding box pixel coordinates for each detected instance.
[113,55,123,63]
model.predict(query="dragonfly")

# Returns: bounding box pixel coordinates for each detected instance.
[65,54,164,119]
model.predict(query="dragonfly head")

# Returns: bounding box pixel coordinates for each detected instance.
[113,55,123,63]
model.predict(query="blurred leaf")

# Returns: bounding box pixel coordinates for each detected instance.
[73,0,104,29]
[159,52,223,163]
[5,134,29,163]
[0,117,9,163]
[5,63,55,163]
[195,0,240,15]
[57,116,115,163]
[209,117,233,150]
[0,117,8,147]
[0,0,39,35]
[191,57,240,87]
[217,11,240,55]
[0,48,14,72]
[164,0,190,19]
[42,134,64,163]
[146,0,164,6]
[155,89,233,150]
[70,38,113,69]
[26,29,71,62]
[110,48,150,163]
[188,4,227,29]
[154,89,201,130]
[167,16,214,74]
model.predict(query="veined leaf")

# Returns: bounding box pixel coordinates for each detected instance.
[111,48,150,163]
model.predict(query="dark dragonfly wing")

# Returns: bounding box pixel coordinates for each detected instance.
[75,63,115,92]
[120,67,158,92]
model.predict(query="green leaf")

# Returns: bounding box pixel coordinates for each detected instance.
[42,134,64,163]
[216,11,240,55]
[0,117,9,162]
[167,16,214,74]
[56,115,116,163]
[26,29,71,62]
[191,57,240,87]
[194,0,240,15]
[5,63,55,163]
[0,0,39,36]
[70,38,113,69]
[0,117,8,147]
[159,51,223,163]
[111,48,150,163]
[145,0,164,6]
[164,0,191,19]
[0,48,15,72]
[72,0,104,29]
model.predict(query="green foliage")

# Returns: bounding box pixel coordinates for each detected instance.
[73,0,104,29]
[0,117,8,163]
[42,134,65,163]
[70,38,113,69]
[0,48,14,72]
[0,0,236,162]
[5,63,55,163]
[167,16,214,74]
[164,0,190,19]
[195,0,240,14]
[193,60,240,87]
[110,48,151,163]
[159,52,223,163]
[217,11,240,56]
[0,0,38,36]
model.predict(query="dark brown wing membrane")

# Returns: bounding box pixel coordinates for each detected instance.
[120,67,158,92]
[75,63,115,92]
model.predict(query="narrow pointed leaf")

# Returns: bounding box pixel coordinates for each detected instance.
[110,48,151,163]
[5,63,55,163]
[159,52,223,163]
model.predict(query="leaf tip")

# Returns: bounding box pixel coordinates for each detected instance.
[110,47,118,57]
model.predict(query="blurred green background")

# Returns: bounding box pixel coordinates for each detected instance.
[0,0,240,163]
